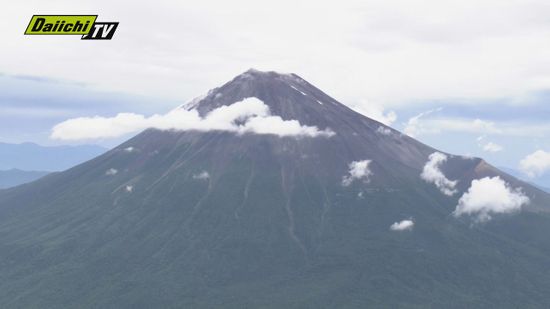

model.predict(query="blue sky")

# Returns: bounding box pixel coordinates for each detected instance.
[0,73,178,147]
[1,0,549,186]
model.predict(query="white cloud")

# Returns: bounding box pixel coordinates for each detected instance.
[405,112,504,137]
[50,97,335,141]
[421,152,457,196]
[105,168,118,176]
[520,150,550,178]
[376,126,392,136]
[342,160,372,186]
[350,102,397,126]
[477,136,503,152]
[5,0,550,109]
[390,219,414,231]
[239,116,334,137]
[453,176,529,222]
[404,115,550,138]
[192,171,210,180]
[403,108,442,137]
[433,118,500,134]
[482,141,503,153]
[6,0,550,153]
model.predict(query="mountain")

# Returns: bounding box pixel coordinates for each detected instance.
[1,69,550,308]
[0,142,107,171]
[0,169,50,189]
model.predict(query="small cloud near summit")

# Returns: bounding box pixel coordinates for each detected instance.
[421,152,457,196]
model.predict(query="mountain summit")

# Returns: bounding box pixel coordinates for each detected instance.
[185,69,352,122]
[1,70,550,308]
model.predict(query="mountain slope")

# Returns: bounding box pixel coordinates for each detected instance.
[0,70,549,308]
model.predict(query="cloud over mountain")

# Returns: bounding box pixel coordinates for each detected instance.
[453,176,529,222]
[51,97,335,141]
[421,152,457,196]
[342,160,372,186]
[390,219,414,231]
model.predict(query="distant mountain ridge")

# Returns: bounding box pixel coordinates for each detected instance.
[0,142,106,171]
[0,169,50,189]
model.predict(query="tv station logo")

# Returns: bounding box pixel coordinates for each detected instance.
[24,15,118,40]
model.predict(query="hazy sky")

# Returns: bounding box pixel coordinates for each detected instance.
[1,0,550,184]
